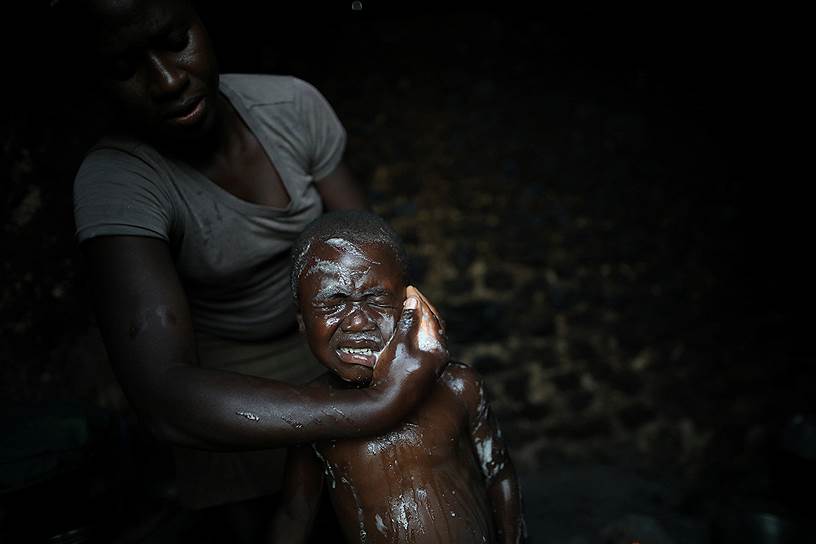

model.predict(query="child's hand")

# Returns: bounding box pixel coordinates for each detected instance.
[371,286,448,397]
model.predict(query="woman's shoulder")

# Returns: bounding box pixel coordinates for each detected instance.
[220,73,316,107]
[78,133,164,175]
[74,132,172,201]
[73,133,176,244]
[220,74,334,119]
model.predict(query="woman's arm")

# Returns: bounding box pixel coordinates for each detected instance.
[315,161,367,211]
[83,235,446,450]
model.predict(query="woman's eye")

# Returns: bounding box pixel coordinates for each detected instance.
[165,28,190,51]
[105,57,138,81]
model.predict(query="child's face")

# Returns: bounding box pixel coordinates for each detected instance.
[297,239,406,386]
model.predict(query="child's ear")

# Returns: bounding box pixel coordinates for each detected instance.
[296,313,305,333]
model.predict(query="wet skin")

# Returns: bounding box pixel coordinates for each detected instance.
[297,240,406,386]
[274,241,526,543]
[81,0,441,453]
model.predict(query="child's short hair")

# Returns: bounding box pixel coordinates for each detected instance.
[290,210,409,301]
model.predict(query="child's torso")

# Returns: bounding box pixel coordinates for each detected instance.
[314,373,496,543]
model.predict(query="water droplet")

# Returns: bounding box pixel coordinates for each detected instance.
[235,411,260,421]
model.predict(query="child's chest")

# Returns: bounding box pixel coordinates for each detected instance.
[316,385,471,474]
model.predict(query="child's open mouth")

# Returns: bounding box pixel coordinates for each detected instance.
[336,346,378,368]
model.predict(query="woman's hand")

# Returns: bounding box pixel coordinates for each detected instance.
[370,286,448,410]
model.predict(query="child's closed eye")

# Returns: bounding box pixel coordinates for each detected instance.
[367,295,397,308]
[313,294,348,310]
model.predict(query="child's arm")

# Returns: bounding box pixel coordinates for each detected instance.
[268,444,325,544]
[462,365,527,544]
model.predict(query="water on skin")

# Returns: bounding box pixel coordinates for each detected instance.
[128,305,178,339]
[341,475,368,543]
[359,417,491,542]
[374,513,388,537]
[235,411,260,421]
[471,380,508,485]
[312,445,337,489]
[332,406,356,427]
[304,258,376,332]
[365,365,497,541]
[303,239,407,372]
[304,303,497,542]
[280,414,304,430]
[322,441,494,542]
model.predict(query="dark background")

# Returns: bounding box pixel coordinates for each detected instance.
[2,2,813,542]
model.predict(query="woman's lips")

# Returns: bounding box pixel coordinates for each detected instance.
[166,96,206,126]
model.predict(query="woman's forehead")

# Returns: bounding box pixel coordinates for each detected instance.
[85,0,189,19]
[87,0,191,50]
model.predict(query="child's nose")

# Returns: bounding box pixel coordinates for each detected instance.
[341,304,375,331]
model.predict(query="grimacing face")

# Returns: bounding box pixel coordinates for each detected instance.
[297,239,407,386]
[90,0,220,144]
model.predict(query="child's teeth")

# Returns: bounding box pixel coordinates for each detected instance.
[340,347,374,355]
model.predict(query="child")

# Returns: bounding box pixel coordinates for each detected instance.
[272,211,526,543]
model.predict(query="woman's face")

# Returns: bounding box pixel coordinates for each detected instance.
[89,0,220,145]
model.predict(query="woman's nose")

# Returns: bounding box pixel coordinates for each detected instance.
[146,51,189,100]
[341,304,375,332]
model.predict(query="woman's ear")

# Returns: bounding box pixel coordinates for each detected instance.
[296,313,305,333]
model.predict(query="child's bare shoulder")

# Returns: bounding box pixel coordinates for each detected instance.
[440,361,486,416]
[441,360,481,384]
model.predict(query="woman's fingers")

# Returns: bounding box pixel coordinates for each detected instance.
[405,286,447,368]
[408,286,446,336]
[372,294,420,379]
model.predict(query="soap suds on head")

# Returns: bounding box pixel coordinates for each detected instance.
[306,259,349,280]
[306,255,374,301]
[325,238,381,264]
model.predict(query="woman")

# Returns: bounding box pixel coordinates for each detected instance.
[65,0,445,519]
